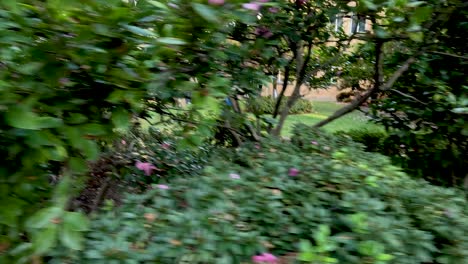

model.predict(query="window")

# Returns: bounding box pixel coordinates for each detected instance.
[350,14,366,33]
[330,14,343,32]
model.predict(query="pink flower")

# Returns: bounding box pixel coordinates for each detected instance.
[156,184,169,190]
[229,173,240,179]
[59,78,70,86]
[161,142,171,149]
[268,7,279,13]
[288,168,300,176]
[252,253,278,263]
[135,161,157,176]
[242,2,261,11]
[311,141,318,145]
[255,27,273,38]
[121,140,127,145]
[208,0,224,5]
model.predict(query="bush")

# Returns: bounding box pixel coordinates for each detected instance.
[337,128,388,153]
[109,127,211,186]
[0,1,257,261]
[49,124,468,264]
[72,126,213,213]
[246,96,314,115]
[381,132,468,187]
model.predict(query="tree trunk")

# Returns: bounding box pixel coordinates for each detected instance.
[272,43,307,136]
[272,72,279,99]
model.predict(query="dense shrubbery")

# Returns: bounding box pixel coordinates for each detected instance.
[48,125,468,264]
[246,96,315,115]
[337,128,388,153]
[1,0,466,262]
[105,127,212,188]
[0,0,258,260]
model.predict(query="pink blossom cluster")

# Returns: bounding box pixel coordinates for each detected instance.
[135,161,158,176]
[242,0,269,11]
[252,253,278,263]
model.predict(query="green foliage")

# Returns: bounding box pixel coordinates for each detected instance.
[247,96,315,115]
[370,1,468,186]
[100,127,212,189]
[335,0,468,187]
[48,125,468,264]
[337,128,388,153]
[0,0,259,261]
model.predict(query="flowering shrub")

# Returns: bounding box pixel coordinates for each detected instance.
[48,125,468,264]
[0,0,260,260]
[88,127,212,191]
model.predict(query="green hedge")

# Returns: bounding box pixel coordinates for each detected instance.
[246,96,314,115]
[337,128,388,153]
[49,125,468,264]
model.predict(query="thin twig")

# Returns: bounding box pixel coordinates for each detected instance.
[429,51,468,60]
[389,89,428,105]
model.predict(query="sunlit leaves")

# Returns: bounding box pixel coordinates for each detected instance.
[192,3,219,23]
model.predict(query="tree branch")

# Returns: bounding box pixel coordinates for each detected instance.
[389,89,428,105]
[313,50,417,128]
[429,51,468,60]
[272,58,294,118]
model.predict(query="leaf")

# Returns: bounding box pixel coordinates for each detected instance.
[80,123,108,136]
[5,106,62,130]
[59,225,84,250]
[360,0,378,10]
[452,107,468,114]
[69,157,88,174]
[156,37,187,45]
[408,32,424,42]
[111,108,131,131]
[48,145,68,161]
[17,62,43,75]
[148,0,169,10]
[53,174,73,208]
[392,16,405,22]
[32,226,58,254]
[378,253,394,261]
[81,140,100,160]
[0,199,24,227]
[63,212,89,232]
[375,27,389,38]
[413,6,432,23]
[191,3,219,23]
[37,117,63,129]
[122,25,156,37]
[26,207,63,229]
[66,113,88,125]
[314,225,331,244]
[406,1,425,7]
[298,240,314,261]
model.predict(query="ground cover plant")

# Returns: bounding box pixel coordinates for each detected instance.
[48,125,468,264]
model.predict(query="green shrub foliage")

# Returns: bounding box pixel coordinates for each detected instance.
[49,125,468,264]
[337,128,388,153]
[104,127,212,188]
[0,0,260,261]
[246,96,315,115]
